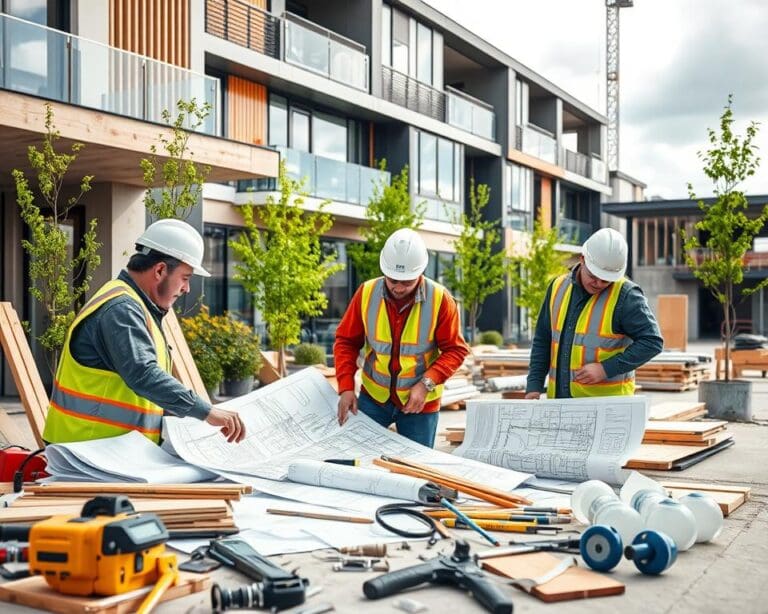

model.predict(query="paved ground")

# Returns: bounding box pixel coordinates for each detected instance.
[2,341,767,613]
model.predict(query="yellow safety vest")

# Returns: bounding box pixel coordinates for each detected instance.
[360,277,445,405]
[547,272,634,398]
[43,280,171,444]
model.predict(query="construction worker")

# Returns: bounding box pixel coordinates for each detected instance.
[334,228,469,447]
[43,219,246,445]
[525,227,663,399]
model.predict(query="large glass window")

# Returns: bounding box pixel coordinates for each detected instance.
[437,138,454,201]
[418,132,437,196]
[290,108,311,152]
[381,4,392,67]
[268,95,288,147]
[417,131,461,203]
[312,112,347,162]
[391,9,410,73]
[416,22,432,85]
[506,163,533,230]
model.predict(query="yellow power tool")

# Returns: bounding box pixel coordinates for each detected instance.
[0,495,178,613]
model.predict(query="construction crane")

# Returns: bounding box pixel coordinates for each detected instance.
[605,0,633,172]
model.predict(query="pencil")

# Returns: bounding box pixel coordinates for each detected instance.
[440,498,500,547]
[424,510,571,523]
[266,508,373,524]
[442,518,547,533]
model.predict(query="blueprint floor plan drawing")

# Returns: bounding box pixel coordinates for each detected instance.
[454,397,648,484]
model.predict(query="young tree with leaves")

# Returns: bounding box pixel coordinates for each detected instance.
[140,99,212,220]
[13,104,102,373]
[442,180,508,343]
[682,95,768,381]
[510,212,569,334]
[348,164,425,282]
[230,161,344,374]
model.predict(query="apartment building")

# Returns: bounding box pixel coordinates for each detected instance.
[1,0,613,391]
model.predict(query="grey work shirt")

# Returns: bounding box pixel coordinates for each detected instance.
[526,265,664,398]
[69,270,210,420]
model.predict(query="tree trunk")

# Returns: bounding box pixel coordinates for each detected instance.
[724,284,732,382]
[277,344,286,377]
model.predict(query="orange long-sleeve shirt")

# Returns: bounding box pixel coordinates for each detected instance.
[333,277,470,413]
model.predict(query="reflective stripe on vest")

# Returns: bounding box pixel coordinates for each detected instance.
[360,277,444,404]
[43,279,171,444]
[547,273,634,398]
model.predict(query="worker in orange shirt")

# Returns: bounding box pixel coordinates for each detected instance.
[334,228,469,447]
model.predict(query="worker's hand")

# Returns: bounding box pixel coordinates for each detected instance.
[524,391,541,400]
[574,362,607,385]
[206,406,246,443]
[338,390,358,425]
[402,382,428,414]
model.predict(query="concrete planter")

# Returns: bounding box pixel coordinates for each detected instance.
[699,379,752,421]
[222,376,255,397]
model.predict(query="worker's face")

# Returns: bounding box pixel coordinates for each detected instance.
[578,257,612,295]
[384,276,421,300]
[153,262,193,309]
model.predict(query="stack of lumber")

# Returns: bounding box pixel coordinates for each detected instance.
[635,351,712,392]
[626,420,734,471]
[662,481,751,516]
[441,426,466,446]
[440,376,481,410]
[3,483,251,534]
[472,348,532,379]
[649,401,707,421]
[485,374,528,393]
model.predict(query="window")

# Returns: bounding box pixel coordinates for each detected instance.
[506,163,533,230]
[391,9,409,73]
[437,138,454,201]
[416,131,461,204]
[381,4,392,67]
[268,95,288,147]
[312,112,347,162]
[416,22,432,85]
[418,132,437,196]
[290,108,311,152]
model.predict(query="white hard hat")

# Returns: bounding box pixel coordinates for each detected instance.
[582,227,627,282]
[136,219,210,277]
[380,228,429,280]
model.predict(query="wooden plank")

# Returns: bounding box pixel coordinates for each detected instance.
[649,402,706,421]
[259,350,282,384]
[481,552,624,602]
[25,482,251,497]
[0,408,37,450]
[666,486,745,516]
[645,420,727,435]
[0,571,209,614]
[0,303,49,447]
[657,295,688,351]
[658,480,752,499]
[162,309,210,403]
[625,432,734,470]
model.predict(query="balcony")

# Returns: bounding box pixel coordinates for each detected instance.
[381,65,444,122]
[238,147,389,206]
[445,86,495,141]
[557,217,592,245]
[205,0,369,92]
[0,13,220,134]
[590,155,607,183]
[516,124,557,165]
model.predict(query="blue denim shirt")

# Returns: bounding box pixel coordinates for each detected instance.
[525,265,664,398]
[69,270,211,420]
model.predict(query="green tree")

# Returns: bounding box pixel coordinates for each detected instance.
[348,163,425,282]
[443,180,509,343]
[13,104,102,372]
[682,96,767,381]
[510,212,568,334]
[230,161,344,374]
[140,99,212,220]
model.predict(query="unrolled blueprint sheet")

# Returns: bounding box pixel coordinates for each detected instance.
[164,369,531,508]
[454,397,649,484]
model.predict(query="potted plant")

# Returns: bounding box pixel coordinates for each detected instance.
[682,96,768,421]
[181,307,224,398]
[289,343,328,373]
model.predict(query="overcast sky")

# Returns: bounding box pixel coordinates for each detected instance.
[426,0,768,199]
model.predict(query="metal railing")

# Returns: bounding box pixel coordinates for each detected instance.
[516,124,558,164]
[563,148,589,177]
[557,217,593,245]
[205,0,280,59]
[282,12,368,91]
[445,86,495,141]
[0,12,220,134]
[237,146,389,206]
[381,65,445,122]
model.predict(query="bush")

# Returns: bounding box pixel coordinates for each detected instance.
[182,307,263,384]
[292,343,327,366]
[478,330,504,346]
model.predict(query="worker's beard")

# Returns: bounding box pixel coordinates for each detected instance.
[157,276,177,308]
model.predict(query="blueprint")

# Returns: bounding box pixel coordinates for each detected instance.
[163,369,532,509]
[454,397,648,484]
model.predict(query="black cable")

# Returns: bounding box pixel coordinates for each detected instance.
[375,503,437,539]
[13,447,46,493]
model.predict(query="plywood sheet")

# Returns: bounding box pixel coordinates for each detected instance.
[626,433,734,470]
[657,294,688,351]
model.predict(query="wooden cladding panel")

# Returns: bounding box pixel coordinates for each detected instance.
[539,177,552,230]
[227,76,267,145]
[110,0,189,68]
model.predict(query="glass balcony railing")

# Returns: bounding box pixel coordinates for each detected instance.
[517,124,557,164]
[0,12,220,134]
[557,217,593,245]
[563,148,590,177]
[590,155,607,183]
[282,12,368,92]
[237,147,389,206]
[445,86,495,141]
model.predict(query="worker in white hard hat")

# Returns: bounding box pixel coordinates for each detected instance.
[334,228,469,447]
[43,219,246,445]
[525,227,663,399]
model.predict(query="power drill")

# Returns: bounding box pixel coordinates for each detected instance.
[363,540,514,614]
[0,495,178,611]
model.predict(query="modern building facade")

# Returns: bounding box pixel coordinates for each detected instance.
[1,0,614,393]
